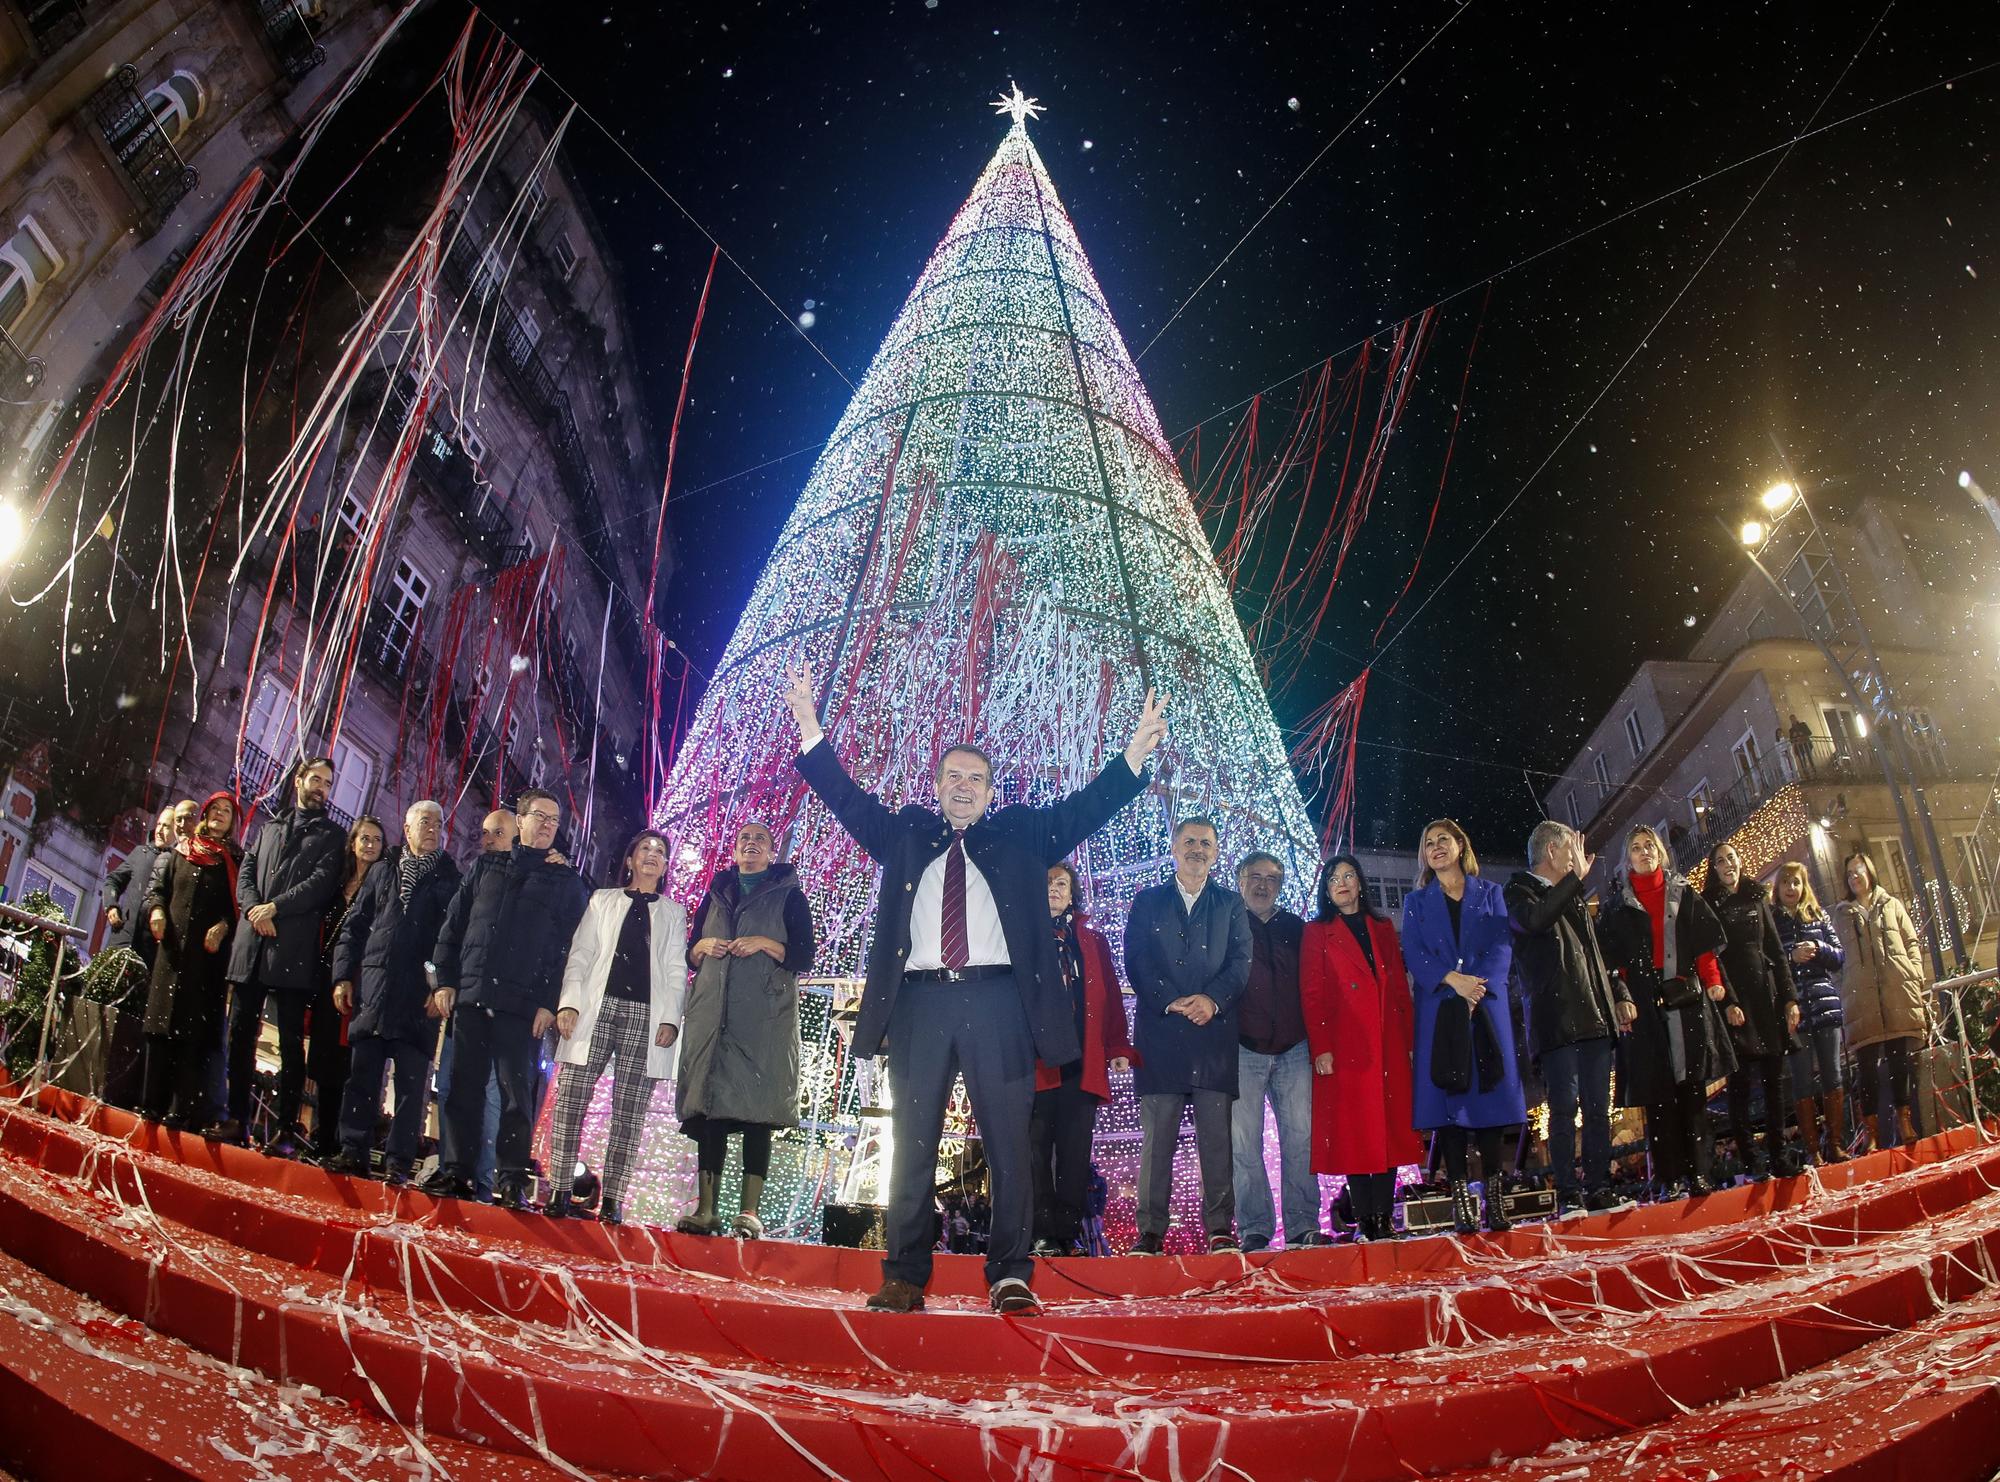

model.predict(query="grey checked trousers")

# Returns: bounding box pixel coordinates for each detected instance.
[548,996,658,1209]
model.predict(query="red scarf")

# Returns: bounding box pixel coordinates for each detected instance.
[183,789,240,898]
[1631,868,1668,970]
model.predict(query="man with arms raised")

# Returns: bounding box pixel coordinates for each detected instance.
[786,664,1165,1314]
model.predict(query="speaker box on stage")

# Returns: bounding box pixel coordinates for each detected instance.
[1501,1184,1556,1221]
[822,1202,888,1250]
[1397,1189,1454,1235]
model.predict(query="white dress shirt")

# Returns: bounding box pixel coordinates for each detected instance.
[800,733,1008,970]
[907,838,1009,970]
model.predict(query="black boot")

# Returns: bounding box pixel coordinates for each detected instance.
[545,1190,573,1219]
[1449,1179,1479,1235]
[1482,1180,1513,1232]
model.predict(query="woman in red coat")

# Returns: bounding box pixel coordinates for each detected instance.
[1030,862,1139,1256]
[1303,853,1423,1241]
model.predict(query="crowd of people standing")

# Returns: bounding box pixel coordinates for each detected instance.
[96,681,1940,1315]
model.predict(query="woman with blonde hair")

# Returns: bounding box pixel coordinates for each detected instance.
[1833,852,1928,1150]
[1596,824,1738,1198]
[1771,861,1848,1163]
[1402,819,1525,1233]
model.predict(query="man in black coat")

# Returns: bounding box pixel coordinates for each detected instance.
[100,806,176,965]
[1505,820,1634,1214]
[1125,818,1253,1254]
[326,800,462,1183]
[208,758,345,1151]
[420,788,591,1208]
[786,663,1164,1315]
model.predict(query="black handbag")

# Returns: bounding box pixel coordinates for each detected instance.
[1431,995,1506,1094]
[1660,975,1701,1010]
[1431,994,1472,1093]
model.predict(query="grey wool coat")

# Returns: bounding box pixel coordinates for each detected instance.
[676,863,816,1132]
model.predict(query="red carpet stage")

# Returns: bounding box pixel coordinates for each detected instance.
[2,1088,1998,1480]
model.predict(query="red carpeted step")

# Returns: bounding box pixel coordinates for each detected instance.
[1454,1285,2000,1481]
[6,1099,2000,1479]
[0,1243,593,1480]
[11,1096,1999,1381]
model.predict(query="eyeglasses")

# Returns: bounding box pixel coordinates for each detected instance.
[521,809,560,825]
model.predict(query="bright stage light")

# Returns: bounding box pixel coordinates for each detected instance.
[1740,519,1765,547]
[1760,482,1797,514]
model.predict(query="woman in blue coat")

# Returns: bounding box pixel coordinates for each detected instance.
[1402,819,1527,1233]
[1771,861,1848,1164]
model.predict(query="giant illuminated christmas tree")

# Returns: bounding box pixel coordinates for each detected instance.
[649,90,1322,1245]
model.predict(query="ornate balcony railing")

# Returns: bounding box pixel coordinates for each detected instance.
[86,66,196,233]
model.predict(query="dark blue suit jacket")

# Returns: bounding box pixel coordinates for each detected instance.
[795,740,1148,1062]
[1124,877,1253,1096]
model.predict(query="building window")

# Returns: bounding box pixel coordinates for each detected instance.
[1731,729,1764,788]
[0,217,64,336]
[142,69,206,144]
[1954,834,1994,913]
[18,860,82,921]
[1905,708,1946,775]
[458,422,486,464]
[327,737,374,825]
[1566,791,1582,829]
[551,231,579,280]
[523,175,549,220]
[1592,753,1611,801]
[1871,838,1914,899]
[1688,779,1713,833]
[1624,709,1647,760]
[381,557,429,665]
[334,491,366,534]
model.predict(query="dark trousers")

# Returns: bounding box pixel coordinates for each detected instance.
[1646,1079,1713,1185]
[440,1005,541,1185]
[1856,1037,1919,1122]
[1541,1035,1615,1194]
[1137,1090,1235,1239]
[339,1033,430,1165]
[141,1013,211,1122]
[696,1124,772,1176]
[1347,1170,1397,1227]
[306,981,351,1152]
[1029,1067,1099,1248]
[882,976,1037,1290]
[226,976,309,1129]
[1436,1123,1507,1183]
[1727,1052,1792,1163]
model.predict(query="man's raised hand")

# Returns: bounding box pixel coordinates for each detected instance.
[1123,687,1168,775]
[784,663,823,746]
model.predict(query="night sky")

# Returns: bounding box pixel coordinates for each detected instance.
[496,0,1997,857]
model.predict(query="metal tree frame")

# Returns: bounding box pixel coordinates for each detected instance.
[1740,492,1968,979]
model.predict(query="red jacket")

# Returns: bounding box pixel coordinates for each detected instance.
[1036,912,1139,1101]
[1301,913,1424,1176]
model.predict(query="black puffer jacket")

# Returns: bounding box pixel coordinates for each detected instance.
[227,806,345,990]
[1598,872,1739,1105]
[1504,870,1631,1057]
[1701,876,1800,1059]
[432,844,590,1020]
[332,848,464,1044]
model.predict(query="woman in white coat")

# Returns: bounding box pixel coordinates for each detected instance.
[547,829,687,1223]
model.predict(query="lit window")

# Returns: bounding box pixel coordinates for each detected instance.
[143,70,206,145]
[0,216,64,335]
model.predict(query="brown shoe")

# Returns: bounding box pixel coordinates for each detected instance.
[989,1278,1040,1315]
[865,1278,926,1314]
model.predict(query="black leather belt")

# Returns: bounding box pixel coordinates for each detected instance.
[904,965,1010,983]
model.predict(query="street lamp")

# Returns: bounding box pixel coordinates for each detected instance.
[1733,478,1966,979]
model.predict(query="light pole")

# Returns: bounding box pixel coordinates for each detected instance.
[1735,481,1966,980]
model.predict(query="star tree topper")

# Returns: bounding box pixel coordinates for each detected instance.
[992,82,1044,127]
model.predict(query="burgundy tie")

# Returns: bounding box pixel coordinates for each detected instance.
[940,832,969,969]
